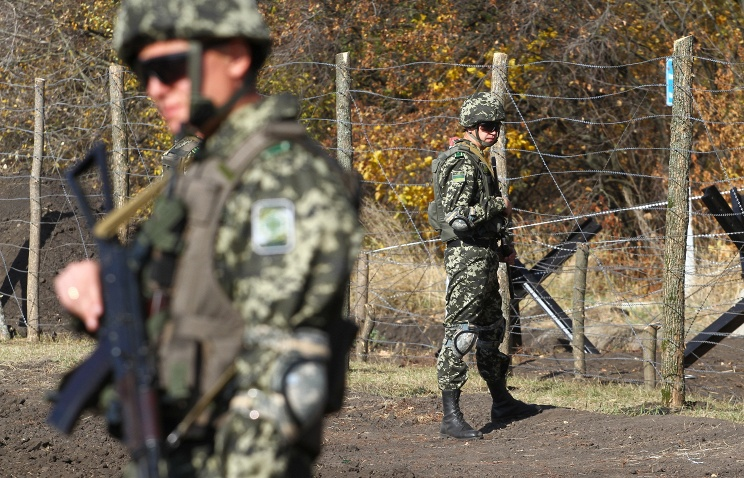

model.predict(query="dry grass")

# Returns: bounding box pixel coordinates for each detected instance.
[351,206,744,425]
[519,245,744,336]
[3,339,741,424]
[5,215,740,428]
[356,204,744,342]
[0,335,94,370]
[348,359,744,423]
[356,198,446,317]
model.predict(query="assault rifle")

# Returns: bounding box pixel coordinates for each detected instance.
[47,143,163,477]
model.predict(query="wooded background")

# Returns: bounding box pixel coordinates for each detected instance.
[2,1,744,402]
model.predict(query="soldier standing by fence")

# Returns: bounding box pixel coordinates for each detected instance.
[53,0,361,476]
[428,92,540,439]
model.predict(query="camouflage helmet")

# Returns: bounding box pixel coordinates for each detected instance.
[113,0,272,68]
[458,92,506,129]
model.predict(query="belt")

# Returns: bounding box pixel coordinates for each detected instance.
[446,238,495,249]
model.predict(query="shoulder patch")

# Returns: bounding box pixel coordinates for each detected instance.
[451,171,465,183]
[261,141,292,159]
[251,198,296,255]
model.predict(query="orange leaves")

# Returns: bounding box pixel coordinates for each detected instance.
[693,29,744,187]
[506,131,534,159]
[79,1,118,37]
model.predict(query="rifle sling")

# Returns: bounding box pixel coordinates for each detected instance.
[93,174,171,240]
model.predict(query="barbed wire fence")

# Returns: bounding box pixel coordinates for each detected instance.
[1,38,743,401]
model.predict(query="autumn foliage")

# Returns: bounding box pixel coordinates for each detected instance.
[2,0,744,249]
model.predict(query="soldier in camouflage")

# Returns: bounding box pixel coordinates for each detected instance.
[431,92,540,440]
[54,0,361,476]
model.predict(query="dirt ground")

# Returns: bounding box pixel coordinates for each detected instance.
[1,356,743,478]
[1,175,744,477]
[319,393,744,478]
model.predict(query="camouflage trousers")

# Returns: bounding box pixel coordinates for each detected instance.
[123,342,322,478]
[199,412,319,478]
[123,414,318,478]
[122,416,318,478]
[436,243,507,391]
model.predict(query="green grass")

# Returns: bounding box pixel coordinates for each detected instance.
[5,340,741,423]
[348,359,744,423]
[0,336,95,369]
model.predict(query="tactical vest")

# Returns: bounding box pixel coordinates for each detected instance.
[428,140,497,243]
[156,120,359,420]
[161,121,308,397]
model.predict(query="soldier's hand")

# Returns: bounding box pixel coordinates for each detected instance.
[54,260,104,333]
[502,197,512,217]
[501,249,516,265]
[499,244,516,265]
[491,197,512,217]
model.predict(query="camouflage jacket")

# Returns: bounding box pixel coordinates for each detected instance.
[206,94,362,330]
[151,94,361,404]
[435,139,513,246]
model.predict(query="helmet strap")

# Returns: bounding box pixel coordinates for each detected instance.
[465,128,490,151]
[180,40,254,140]
[183,41,212,136]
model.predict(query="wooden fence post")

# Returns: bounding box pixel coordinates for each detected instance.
[109,64,128,240]
[354,252,369,325]
[356,304,376,362]
[0,300,8,341]
[335,51,355,327]
[336,52,352,170]
[644,324,660,389]
[491,52,514,356]
[27,77,45,342]
[572,243,589,376]
[661,35,694,408]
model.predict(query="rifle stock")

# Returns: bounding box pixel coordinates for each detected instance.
[47,142,163,477]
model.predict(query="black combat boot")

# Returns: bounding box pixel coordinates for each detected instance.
[440,390,483,439]
[487,379,541,422]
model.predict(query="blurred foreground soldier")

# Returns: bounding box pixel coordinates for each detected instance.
[428,92,540,439]
[54,0,362,476]
[161,134,202,172]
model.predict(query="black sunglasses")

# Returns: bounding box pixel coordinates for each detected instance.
[134,52,189,86]
[479,121,501,133]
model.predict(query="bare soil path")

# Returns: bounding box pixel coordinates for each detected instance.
[1,359,743,477]
[1,176,743,477]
